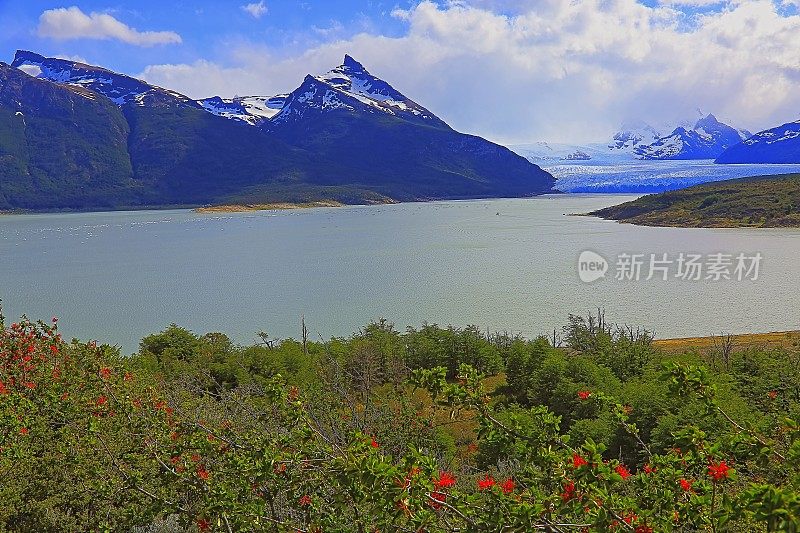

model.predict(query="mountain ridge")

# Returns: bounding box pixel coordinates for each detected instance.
[0,51,555,211]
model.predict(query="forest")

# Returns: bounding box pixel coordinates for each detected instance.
[1,310,798,531]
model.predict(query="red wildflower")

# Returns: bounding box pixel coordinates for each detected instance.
[124,371,133,382]
[196,466,210,481]
[170,431,179,441]
[433,471,456,489]
[191,453,201,462]
[196,518,210,531]
[643,464,655,474]
[0,381,7,395]
[572,454,588,468]
[635,526,654,533]
[154,400,166,410]
[299,494,312,507]
[99,367,111,380]
[679,478,693,492]
[708,461,730,481]
[501,478,515,494]
[429,491,446,510]
[24,381,36,389]
[95,395,108,407]
[170,455,181,465]
[561,480,576,501]
[370,437,379,448]
[477,475,496,491]
[27,345,34,353]
[19,427,29,436]
[623,512,638,525]
[768,390,778,400]
[49,345,58,354]
[616,465,631,480]
[578,390,592,400]
[60,392,69,400]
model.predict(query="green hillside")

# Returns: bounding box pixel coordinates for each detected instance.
[591,173,800,227]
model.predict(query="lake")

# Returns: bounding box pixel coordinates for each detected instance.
[2,195,799,353]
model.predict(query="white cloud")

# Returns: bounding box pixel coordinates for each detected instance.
[241,1,268,19]
[37,6,182,46]
[140,0,800,143]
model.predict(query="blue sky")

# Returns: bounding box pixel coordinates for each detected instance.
[0,1,416,74]
[2,1,800,143]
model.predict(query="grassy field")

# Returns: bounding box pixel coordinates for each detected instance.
[654,329,800,353]
[591,173,800,227]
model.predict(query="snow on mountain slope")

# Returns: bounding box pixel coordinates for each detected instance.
[635,114,750,160]
[716,120,800,163]
[608,121,664,151]
[198,95,287,126]
[270,55,449,128]
[11,50,197,108]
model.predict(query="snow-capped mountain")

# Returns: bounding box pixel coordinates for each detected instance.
[1,50,554,209]
[269,55,448,129]
[716,120,800,163]
[634,114,751,160]
[608,121,664,151]
[11,50,197,108]
[198,95,287,126]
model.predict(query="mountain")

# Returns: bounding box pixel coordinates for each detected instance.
[0,61,139,209]
[269,55,448,129]
[634,114,751,160]
[0,60,388,210]
[715,120,800,164]
[259,56,554,200]
[0,51,553,210]
[11,50,197,109]
[608,121,663,152]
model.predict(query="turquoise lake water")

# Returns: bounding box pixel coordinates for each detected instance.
[1,195,799,353]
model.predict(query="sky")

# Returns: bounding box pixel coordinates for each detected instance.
[1,0,800,144]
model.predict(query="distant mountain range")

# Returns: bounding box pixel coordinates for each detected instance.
[0,51,554,211]
[633,114,751,160]
[514,114,754,164]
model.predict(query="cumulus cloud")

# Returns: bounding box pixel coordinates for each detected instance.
[37,6,182,46]
[241,1,268,19]
[140,0,800,143]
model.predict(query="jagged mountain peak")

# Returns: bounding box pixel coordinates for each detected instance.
[341,54,366,72]
[635,113,751,160]
[270,55,448,128]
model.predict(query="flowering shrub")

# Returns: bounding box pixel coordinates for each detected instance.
[1,315,798,530]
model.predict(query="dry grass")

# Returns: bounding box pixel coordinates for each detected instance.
[195,200,344,213]
[654,330,800,353]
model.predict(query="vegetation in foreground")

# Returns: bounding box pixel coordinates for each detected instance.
[590,173,800,227]
[1,311,799,531]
